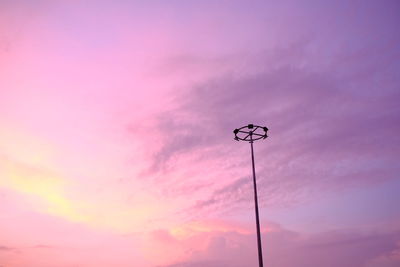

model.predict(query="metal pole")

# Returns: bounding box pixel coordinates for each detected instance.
[233,124,268,267]
[250,136,264,267]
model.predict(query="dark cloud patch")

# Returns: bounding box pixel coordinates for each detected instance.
[0,245,16,253]
[147,37,400,215]
[33,244,54,249]
[153,57,400,171]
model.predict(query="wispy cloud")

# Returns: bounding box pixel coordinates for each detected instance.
[141,36,400,218]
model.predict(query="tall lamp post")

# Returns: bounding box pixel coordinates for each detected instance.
[233,124,268,267]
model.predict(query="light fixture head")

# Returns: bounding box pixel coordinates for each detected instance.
[233,124,269,143]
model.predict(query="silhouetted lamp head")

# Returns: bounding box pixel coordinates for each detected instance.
[233,124,269,142]
[262,127,268,138]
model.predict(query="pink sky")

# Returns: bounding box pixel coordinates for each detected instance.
[1,1,400,266]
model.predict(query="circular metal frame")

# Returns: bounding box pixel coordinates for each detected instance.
[233,124,268,142]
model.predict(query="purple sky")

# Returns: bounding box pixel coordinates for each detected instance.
[0,0,400,266]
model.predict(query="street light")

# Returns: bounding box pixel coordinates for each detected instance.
[233,124,268,267]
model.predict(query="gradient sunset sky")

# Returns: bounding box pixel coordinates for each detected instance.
[1,1,400,266]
